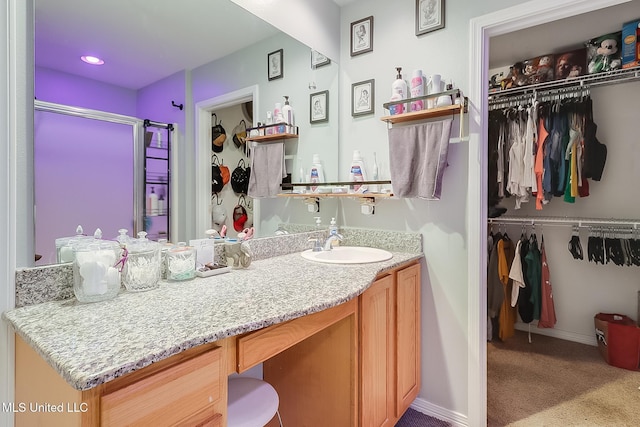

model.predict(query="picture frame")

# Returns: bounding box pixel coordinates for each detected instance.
[267,49,283,81]
[350,16,373,57]
[351,79,375,117]
[310,90,329,124]
[311,50,331,69]
[415,0,445,36]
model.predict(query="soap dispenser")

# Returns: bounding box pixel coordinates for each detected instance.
[329,218,338,235]
[390,67,407,115]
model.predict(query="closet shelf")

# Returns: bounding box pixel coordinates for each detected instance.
[488,215,640,228]
[488,65,640,104]
[278,180,394,199]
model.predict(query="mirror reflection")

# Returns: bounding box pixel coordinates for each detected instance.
[33,0,339,266]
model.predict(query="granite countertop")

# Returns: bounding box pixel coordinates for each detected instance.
[3,250,422,391]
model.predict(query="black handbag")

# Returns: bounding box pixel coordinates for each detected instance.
[211,113,226,153]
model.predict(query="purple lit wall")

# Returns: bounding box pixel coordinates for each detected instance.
[34,67,138,264]
[34,110,134,264]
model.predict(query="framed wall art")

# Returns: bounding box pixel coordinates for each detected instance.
[310,90,329,124]
[415,0,445,36]
[268,49,283,81]
[350,16,373,56]
[311,50,331,68]
[351,79,375,117]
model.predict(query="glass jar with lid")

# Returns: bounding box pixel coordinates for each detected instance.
[166,242,196,281]
[122,231,161,292]
[55,225,90,263]
[72,228,123,303]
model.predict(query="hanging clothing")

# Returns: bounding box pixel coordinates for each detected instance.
[538,241,557,328]
[487,232,504,319]
[517,237,534,324]
[498,235,517,340]
[509,239,525,307]
[524,234,542,321]
[534,116,548,210]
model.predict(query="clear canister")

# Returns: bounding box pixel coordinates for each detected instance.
[122,231,161,292]
[166,242,196,281]
[72,229,122,303]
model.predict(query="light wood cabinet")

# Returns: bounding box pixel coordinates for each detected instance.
[15,259,420,427]
[15,337,227,427]
[360,261,421,426]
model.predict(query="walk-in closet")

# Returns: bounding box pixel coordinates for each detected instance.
[485,2,640,425]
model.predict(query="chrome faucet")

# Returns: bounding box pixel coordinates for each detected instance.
[323,232,343,251]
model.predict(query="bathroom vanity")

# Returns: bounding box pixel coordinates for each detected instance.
[4,232,422,427]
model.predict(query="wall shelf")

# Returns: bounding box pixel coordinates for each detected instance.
[246,132,299,142]
[245,123,298,142]
[381,88,468,125]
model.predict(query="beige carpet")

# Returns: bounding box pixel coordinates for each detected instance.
[487,330,640,426]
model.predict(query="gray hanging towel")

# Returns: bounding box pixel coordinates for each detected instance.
[388,119,453,200]
[247,141,287,198]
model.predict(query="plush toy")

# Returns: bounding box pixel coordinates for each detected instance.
[500,62,528,89]
[535,56,554,82]
[588,38,622,73]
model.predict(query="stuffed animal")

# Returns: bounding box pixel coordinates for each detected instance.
[588,38,622,73]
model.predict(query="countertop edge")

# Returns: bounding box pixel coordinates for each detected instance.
[4,252,423,391]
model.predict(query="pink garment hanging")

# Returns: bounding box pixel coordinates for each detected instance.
[537,240,557,328]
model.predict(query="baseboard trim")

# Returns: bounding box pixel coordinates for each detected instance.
[514,322,597,346]
[410,397,468,427]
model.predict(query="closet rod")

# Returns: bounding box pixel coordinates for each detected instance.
[488,215,640,229]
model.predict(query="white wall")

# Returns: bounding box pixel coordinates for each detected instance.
[337,0,524,420]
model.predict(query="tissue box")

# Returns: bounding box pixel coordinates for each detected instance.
[522,55,555,84]
[622,19,640,69]
[554,48,587,80]
[586,31,622,74]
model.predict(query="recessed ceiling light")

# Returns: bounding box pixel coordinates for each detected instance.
[81,55,104,65]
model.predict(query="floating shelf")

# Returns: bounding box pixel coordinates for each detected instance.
[246,132,299,142]
[278,192,394,199]
[381,88,468,125]
[380,103,466,124]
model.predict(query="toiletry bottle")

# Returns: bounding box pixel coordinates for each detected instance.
[147,186,158,216]
[390,67,407,115]
[282,96,295,132]
[273,103,285,133]
[370,152,380,193]
[349,150,368,193]
[265,111,273,135]
[410,69,425,111]
[329,217,338,235]
[158,194,165,215]
[309,154,325,193]
[156,130,163,148]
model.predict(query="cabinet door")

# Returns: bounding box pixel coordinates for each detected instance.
[360,274,395,427]
[396,263,421,417]
[101,346,222,427]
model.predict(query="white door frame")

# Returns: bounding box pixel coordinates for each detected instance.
[467,0,632,424]
[194,86,259,238]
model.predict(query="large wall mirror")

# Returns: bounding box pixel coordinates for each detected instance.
[32,0,340,267]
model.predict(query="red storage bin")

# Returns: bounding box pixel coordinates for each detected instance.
[594,313,640,371]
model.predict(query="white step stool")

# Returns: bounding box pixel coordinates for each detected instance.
[227,377,281,427]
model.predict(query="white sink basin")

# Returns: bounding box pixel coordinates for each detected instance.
[301,246,393,264]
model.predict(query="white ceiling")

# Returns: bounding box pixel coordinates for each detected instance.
[35,0,280,90]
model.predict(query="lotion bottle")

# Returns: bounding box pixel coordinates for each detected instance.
[309,154,325,193]
[282,96,295,132]
[410,69,425,111]
[273,103,285,133]
[147,186,158,216]
[390,67,407,115]
[349,150,368,193]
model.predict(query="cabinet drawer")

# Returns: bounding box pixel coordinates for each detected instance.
[237,299,356,372]
[101,346,222,427]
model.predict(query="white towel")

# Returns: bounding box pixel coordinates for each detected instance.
[388,119,453,199]
[247,141,287,198]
